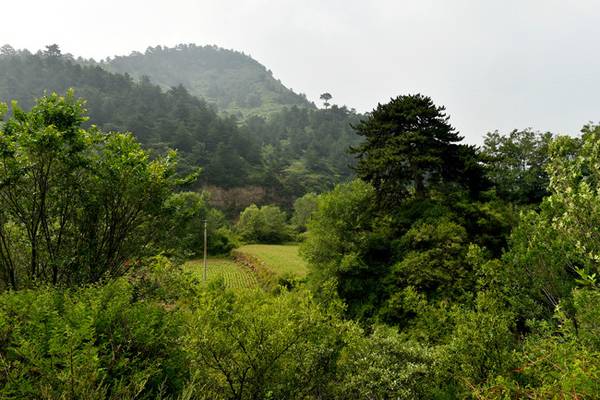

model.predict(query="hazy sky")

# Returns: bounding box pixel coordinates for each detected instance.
[2,0,599,143]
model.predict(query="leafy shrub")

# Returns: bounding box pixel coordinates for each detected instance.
[236,204,293,244]
[475,287,600,398]
[333,325,433,399]
[437,292,516,395]
[291,192,318,233]
[185,285,346,399]
[0,278,189,399]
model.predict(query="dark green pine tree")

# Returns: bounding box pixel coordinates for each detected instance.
[351,94,467,205]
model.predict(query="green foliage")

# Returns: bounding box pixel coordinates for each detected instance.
[333,325,433,399]
[351,94,483,205]
[302,178,511,327]
[473,287,600,398]
[291,192,318,233]
[130,255,201,304]
[0,277,188,399]
[501,125,600,319]
[243,104,363,200]
[186,286,346,399]
[482,129,553,204]
[460,128,600,396]
[0,92,177,289]
[379,218,477,334]
[301,180,391,318]
[390,218,471,301]
[438,292,516,395]
[236,204,293,244]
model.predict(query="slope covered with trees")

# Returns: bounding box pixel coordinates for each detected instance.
[0,45,361,206]
[102,44,314,118]
[0,45,257,188]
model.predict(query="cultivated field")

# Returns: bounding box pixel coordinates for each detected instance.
[234,244,308,277]
[185,257,257,289]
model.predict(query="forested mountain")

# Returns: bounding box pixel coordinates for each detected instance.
[0,45,361,208]
[101,44,314,118]
[0,45,258,186]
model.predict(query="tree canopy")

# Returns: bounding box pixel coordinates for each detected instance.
[351,94,481,205]
[0,91,178,289]
[481,129,552,204]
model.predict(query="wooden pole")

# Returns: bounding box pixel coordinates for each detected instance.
[203,219,207,282]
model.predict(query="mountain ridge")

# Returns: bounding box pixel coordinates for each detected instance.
[99,43,316,118]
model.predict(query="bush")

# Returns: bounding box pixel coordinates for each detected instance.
[333,324,433,399]
[185,285,346,399]
[474,287,600,398]
[291,192,318,233]
[236,204,293,243]
[438,292,516,395]
[0,278,189,399]
[0,253,442,398]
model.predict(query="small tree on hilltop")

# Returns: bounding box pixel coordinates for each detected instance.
[44,44,61,57]
[320,92,332,109]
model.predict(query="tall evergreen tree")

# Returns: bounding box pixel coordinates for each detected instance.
[351,94,465,205]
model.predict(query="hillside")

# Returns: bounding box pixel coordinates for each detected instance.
[0,46,259,187]
[102,44,315,118]
[0,45,362,208]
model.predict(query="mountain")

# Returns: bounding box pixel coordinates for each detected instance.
[0,45,362,211]
[101,44,315,118]
[0,46,259,187]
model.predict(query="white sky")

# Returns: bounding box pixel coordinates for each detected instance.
[1,0,599,143]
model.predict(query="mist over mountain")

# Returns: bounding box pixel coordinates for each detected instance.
[0,44,361,210]
[101,44,315,118]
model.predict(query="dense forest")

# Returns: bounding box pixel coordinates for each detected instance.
[0,44,360,210]
[1,43,599,399]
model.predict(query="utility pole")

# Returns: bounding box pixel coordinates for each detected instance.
[203,219,208,282]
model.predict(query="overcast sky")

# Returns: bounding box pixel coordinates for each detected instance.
[2,0,599,143]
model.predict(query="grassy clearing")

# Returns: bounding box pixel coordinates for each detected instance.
[185,257,257,289]
[234,244,308,278]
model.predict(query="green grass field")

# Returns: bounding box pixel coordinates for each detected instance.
[235,244,309,277]
[185,258,257,289]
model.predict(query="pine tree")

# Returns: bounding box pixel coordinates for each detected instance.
[351,94,465,204]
